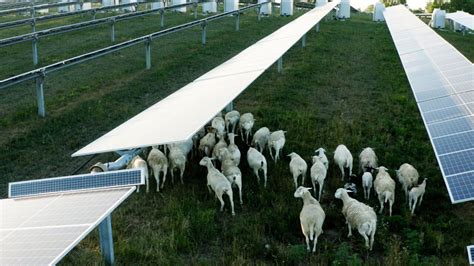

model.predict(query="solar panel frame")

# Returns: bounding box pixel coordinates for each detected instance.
[384,5,474,203]
[468,245,474,265]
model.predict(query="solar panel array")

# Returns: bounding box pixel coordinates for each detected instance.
[72,1,340,157]
[9,168,144,198]
[446,11,474,31]
[0,187,136,265]
[384,5,474,203]
[468,245,474,265]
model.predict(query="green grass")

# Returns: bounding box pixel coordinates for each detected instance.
[0,9,473,265]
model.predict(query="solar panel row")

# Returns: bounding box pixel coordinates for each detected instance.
[468,245,474,264]
[446,11,474,31]
[384,5,474,203]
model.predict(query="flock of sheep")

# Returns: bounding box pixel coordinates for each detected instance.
[89,109,428,253]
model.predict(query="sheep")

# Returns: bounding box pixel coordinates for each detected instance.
[227,133,241,166]
[199,157,235,215]
[147,147,168,192]
[212,116,226,136]
[396,163,420,202]
[294,186,325,253]
[334,144,353,180]
[212,133,228,162]
[220,148,243,205]
[334,188,377,250]
[359,147,377,173]
[374,166,396,216]
[314,147,329,170]
[239,113,255,144]
[268,130,286,163]
[409,178,427,215]
[252,127,270,153]
[168,138,193,158]
[247,147,268,187]
[199,131,216,157]
[287,152,307,188]
[192,127,206,153]
[310,155,327,201]
[225,110,240,133]
[362,172,373,200]
[127,155,149,193]
[168,146,186,185]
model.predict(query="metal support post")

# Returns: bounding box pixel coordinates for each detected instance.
[277,56,283,73]
[110,18,116,42]
[201,21,207,46]
[145,36,151,69]
[30,19,36,33]
[32,35,39,65]
[225,102,234,112]
[99,215,115,266]
[160,9,164,28]
[193,1,198,19]
[301,34,306,47]
[35,71,46,117]
[257,6,261,21]
[315,23,320,32]
[235,12,240,31]
[92,9,97,20]
[30,7,35,19]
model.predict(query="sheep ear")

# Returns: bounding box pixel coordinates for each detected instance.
[210,157,217,161]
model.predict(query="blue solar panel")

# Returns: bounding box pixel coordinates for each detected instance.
[468,245,474,264]
[447,172,474,202]
[423,104,471,124]
[438,149,474,176]
[432,131,474,155]
[427,116,473,138]
[9,169,144,198]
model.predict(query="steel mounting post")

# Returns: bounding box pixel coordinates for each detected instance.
[159,9,164,28]
[35,70,46,117]
[145,36,152,69]
[277,56,283,73]
[235,12,240,31]
[201,21,207,46]
[301,34,306,47]
[99,215,115,266]
[110,18,116,42]
[32,34,39,65]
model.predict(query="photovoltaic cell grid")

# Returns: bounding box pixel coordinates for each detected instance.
[9,168,144,198]
[0,187,136,265]
[468,245,474,265]
[384,5,474,203]
[446,11,474,31]
[72,1,340,157]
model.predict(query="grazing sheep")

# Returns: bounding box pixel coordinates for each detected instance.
[239,113,255,144]
[289,152,308,188]
[334,144,353,180]
[396,163,419,202]
[294,186,325,253]
[252,127,271,153]
[147,147,168,192]
[268,130,286,163]
[168,138,193,158]
[314,147,329,170]
[310,156,327,201]
[409,178,427,215]
[212,133,228,162]
[362,172,373,200]
[359,147,378,173]
[220,148,243,205]
[212,116,226,136]
[227,133,241,166]
[168,146,186,185]
[127,155,149,193]
[199,131,216,157]
[247,147,268,187]
[225,110,240,133]
[192,127,206,153]
[199,157,235,215]
[374,166,396,216]
[335,188,377,250]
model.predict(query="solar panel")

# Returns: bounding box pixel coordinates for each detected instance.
[9,168,144,198]
[468,245,474,265]
[72,1,340,157]
[0,187,135,265]
[384,5,474,203]
[446,11,474,31]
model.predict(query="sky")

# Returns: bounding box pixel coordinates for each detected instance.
[350,0,429,11]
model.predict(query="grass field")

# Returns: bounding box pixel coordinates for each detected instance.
[0,7,473,265]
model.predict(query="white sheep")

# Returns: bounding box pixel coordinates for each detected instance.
[199,157,235,215]
[225,110,240,133]
[220,148,243,205]
[239,113,255,144]
[127,155,149,193]
[147,147,168,192]
[168,138,193,158]
[168,146,186,185]
[227,133,241,166]
[212,116,226,136]
[334,188,377,250]
[288,152,307,188]
[362,172,373,200]
[374,166,396,216]
[212,133,228,162]
[192,127,206,153]
[314,147,329,170]
[334,144,353,180]
[409,178,427,215]
[252,127,270,153]
[396,163,419,202]
[199,131,216,157]
[268,130,286,163]
[247,147,268,187]
[359,147,377,173]
[310,156,327,201]
[294,186,325,253]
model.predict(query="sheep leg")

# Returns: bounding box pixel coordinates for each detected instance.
[240,126,244,141]
[339,164,345,180]
[275,148,280,163]
[160,166,167,189]
[418,193,424,207]
[347,223,352,237]
[263,166,268,188]
[179,166,184,185]
[254,169,260,184]
[238,183,243,205]
[245,130,250,145]
[312,234,318,253]
[153,166,161,192]
[389,199,393,217]
[217,192,225,212]
[302,170,307,186]
[301,225,310,252]
[232,123,236,134]
[145,171,149,193]
[378,195,384,214]
[227,190,235,216]
[318,181,324,202]
[312,179,317,198]
[269,147,275,161]
[293,174,298,189]
[411,197,418,215]
[349,164,353,177]
[369,224,376,251]
[170,168,175,184]
[358,230,370,249]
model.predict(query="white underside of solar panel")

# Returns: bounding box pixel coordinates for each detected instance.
[0,187,135,265]
[446,11,474,30]
[72,1,340,157]
[384,5,474,203]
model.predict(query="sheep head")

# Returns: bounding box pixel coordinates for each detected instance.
[315,147,326,155]
[294,186,312,198]
[376,166,388,173]
[287,152,298,158]
[199,157,213,167]
[334,188,350,199]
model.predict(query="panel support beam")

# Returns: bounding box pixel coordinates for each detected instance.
[277,56,283,73]
[110,18,116,42]
[201,21,207,46]
[315,23,320,32]
[35,71,45,117]
[99,215,115,265]
[160,9,164,28]
[301,34,306,47]
[235,13,240,31]
[225,102,234,112]
[32,35,38,65]
[145,37,151,69]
